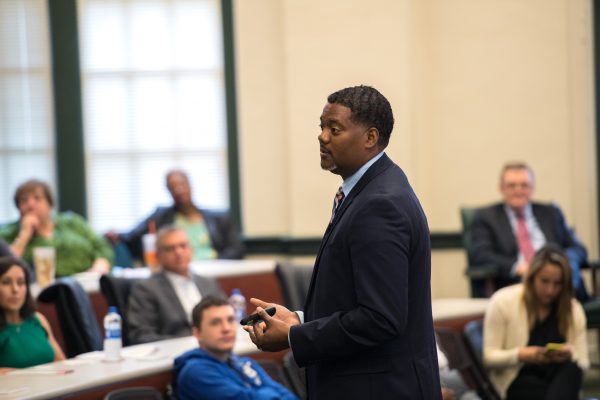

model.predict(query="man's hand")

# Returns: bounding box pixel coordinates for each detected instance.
[242,298,300,352]
[19,213,39,240]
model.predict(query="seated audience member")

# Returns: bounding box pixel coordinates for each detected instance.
[0,179,113,276]
[108,169,244,263]
[128,226,223,344]
[0,256,64,373]
[470,162,588,300]
[174,296,298,400]
[483,245,588,400]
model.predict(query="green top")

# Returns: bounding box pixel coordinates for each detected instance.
[0,315,55,368]
[174,213,217,261]
[0,212,114,277]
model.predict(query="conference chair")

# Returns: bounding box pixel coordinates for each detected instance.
[99,275,141,346]
[275,263,313,311]
[460,207,503,298]
[256,359,295,392]
[463,319,484,362]
[435,326,500,400]
[282,351,307,400]
[38,277,103,358]
[103,386,163,400]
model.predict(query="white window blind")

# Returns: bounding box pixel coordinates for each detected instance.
[79,0,229,232]
[0,0,56,223]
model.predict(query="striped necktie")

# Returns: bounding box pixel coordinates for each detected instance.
[330,186,345,223]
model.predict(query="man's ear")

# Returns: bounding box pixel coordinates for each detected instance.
[192,326,201,341]
[364,127,380,149]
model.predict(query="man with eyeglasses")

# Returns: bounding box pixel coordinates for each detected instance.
[128,226,223,344]
[470,162,588,301]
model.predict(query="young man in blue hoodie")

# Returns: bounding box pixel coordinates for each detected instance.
[173,296,298,400]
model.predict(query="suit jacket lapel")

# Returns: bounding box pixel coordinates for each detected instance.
[304,154,393,311]
[532,204,554,242]
[495,204,518,254]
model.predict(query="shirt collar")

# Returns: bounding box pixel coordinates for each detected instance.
[341,151,384,197]
[164,269,193,285]
[504,203,533,220]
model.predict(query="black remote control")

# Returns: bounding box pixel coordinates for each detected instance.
[240,307,276,326]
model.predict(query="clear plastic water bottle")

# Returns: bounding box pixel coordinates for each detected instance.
[103,306,122,361]
[229,288,247,322]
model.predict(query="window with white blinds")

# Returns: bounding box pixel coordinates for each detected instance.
[78,0,229,232]
[0,0,56,223]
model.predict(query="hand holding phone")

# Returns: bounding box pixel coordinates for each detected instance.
[545,342,563,351]
[240,307,276,326]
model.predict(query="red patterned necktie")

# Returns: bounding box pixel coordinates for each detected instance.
[330,186,345,223]
[516,213,535,263]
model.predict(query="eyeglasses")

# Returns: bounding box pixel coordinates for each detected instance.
[502,182,531,190]
[159,242,191,252]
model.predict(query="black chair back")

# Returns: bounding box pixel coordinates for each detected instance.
[460,207,500,298]
[99,275,140,346]
[256,358,295,392]
[282,351,307,400]
[38,277,102,357]
[436,327,500,400]
[275,263,313,311]
[463,318,484,362]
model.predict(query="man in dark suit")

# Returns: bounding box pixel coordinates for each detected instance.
[244,86,441,399]
[470,162,588,300]
[107,169,245,263]
[128,226,223,344]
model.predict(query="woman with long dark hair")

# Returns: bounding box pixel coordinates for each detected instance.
[483,244,589,399]
[0,256,64,373]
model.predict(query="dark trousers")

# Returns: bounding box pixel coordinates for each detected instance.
[506,361,582,400]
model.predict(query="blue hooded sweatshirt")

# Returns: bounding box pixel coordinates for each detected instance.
[173,347,298,400]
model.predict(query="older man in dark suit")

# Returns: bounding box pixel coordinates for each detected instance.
[470,162,588,300]
[128,226,223,344]
[244,86,441,399]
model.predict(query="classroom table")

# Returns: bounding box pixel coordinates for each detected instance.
[0,328,257,400]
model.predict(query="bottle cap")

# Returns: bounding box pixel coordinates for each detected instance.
[108,306,118,313]
[232,288,241,295]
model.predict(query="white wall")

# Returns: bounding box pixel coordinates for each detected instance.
[234,0,597,298]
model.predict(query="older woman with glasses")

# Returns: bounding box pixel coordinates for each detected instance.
[0,179,113,277]
[483,244,589,399]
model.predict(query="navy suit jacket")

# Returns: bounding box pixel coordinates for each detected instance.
[470,202,587,290]
[289,154,441,400]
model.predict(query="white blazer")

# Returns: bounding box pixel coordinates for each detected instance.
[483,283,589,399]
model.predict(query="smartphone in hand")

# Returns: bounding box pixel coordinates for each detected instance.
[240,307,276,326]
[545,342,563,351]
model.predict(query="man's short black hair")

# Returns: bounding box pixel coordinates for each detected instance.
[327,85,394,148]
[191,296,231,328]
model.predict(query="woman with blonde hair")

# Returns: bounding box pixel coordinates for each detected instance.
[483,244,588,399]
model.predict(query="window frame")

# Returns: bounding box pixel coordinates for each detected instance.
[46,0,242,230]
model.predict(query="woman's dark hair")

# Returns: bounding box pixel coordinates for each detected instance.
[0,256,36,330]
